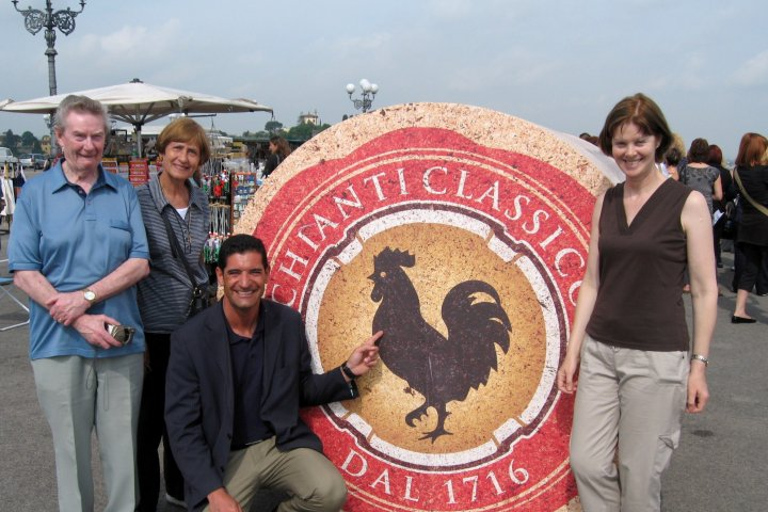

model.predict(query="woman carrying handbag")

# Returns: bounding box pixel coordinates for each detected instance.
[135,118,212,510]
[731,132,768,324]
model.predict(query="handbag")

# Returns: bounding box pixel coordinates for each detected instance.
[721,198,740,240]
[161,210,211,318]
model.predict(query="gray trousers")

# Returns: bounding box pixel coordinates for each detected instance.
[32,354,144,512]
[205,436,347,512]
[569,336,688,512]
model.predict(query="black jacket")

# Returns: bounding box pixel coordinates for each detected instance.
[165,300,357,511]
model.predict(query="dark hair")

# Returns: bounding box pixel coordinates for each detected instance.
[707,144,723,167]
[735,132,768,168]
[598,93,672,162]
[157,118,211,166]
[217,234,269,271]
[53,94,110,136]
[687,138,710,163]
[269,136,292,159]
[665,146,682,167]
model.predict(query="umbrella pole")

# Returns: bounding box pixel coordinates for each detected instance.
[134,126,143,158]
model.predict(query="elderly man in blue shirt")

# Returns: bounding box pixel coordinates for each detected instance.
[9,94,150,512]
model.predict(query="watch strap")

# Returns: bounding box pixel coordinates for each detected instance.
[691,353,708,367]
[341,363,357,380]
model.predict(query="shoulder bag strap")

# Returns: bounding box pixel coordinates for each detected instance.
[161,210,201,287]
[734,169,768,217]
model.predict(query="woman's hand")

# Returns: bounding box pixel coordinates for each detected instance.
[557,353,580,394]
[686,364,709,413]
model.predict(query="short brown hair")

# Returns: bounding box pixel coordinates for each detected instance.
[598,93,672,163]
[687,138,710,163]
[156,117,211,166]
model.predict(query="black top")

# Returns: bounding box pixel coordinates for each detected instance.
[713,164,735,213]
[587,179,692,352]
[227,303,272,449]
[735,165,768,247]
[263,153,281,178]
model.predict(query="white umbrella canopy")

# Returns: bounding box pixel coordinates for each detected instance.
[0,78,273,155]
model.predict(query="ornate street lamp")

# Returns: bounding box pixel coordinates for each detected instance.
[346,78,379,113]
[11,0,86,155]
[12,0,86,96]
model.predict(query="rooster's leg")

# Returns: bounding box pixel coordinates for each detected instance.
[420,403,452,443]
[405,402,430,427]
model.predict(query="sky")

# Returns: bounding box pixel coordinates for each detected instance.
[1,0,766,159]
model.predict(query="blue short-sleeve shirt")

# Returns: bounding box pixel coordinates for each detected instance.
[8,161,150,360]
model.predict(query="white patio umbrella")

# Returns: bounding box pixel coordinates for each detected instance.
[0,78,272,156]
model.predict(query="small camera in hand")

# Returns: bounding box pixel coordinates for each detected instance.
[105,323,135,345]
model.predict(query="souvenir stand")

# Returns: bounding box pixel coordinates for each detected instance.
[200,156,260,269]
[1,162,20,229]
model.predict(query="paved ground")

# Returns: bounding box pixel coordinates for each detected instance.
[0,222,765,510]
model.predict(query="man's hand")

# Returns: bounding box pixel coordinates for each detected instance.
[345,331,383,378]
[72,314,125,350]
[47,290,90,326]
[207,488,243,512]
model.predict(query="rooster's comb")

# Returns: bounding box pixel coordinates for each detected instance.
[374,247,416,268]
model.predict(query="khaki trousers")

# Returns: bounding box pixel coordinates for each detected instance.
[32,354,144,512]
[204,437,347,512]
[569,335,688,512]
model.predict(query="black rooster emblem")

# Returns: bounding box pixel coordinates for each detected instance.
[369,247,512,442]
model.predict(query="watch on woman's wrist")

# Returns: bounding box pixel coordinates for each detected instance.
[691,354,708,367]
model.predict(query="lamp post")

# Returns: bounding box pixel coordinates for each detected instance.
[346,78,379,113]
[12,0,87,96]
[11,0,86,155]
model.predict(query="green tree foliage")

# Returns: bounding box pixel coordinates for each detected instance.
[21,131,37,147]
[286,122,331,141]
[264,120,284,133]
[3,130,20,152]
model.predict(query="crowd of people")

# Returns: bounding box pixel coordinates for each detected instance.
[5,92,766,512]
[662,132,768,322]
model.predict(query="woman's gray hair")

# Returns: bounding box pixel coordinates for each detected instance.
[53,95,110,135]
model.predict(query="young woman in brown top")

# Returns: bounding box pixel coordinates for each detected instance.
[557,93,717,511]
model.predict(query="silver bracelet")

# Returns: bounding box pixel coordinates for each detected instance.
[691,354,708,367]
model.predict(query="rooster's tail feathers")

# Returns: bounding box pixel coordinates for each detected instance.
[441,279,513,354]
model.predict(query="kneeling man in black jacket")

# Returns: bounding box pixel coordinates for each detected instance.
[166,234,382,512]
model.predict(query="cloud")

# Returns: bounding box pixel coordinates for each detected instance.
[446,48,560,92]
[71,19,184,70]
[731,49,768,86]
[426,0,473,19]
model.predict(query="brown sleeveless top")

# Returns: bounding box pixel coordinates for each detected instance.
[586,178,692,352]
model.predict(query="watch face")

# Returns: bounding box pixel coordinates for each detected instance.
[84,290,96,301]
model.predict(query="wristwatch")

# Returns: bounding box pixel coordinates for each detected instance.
[691,354,708,367]
[83,288,97,305]
[341,363,358,380]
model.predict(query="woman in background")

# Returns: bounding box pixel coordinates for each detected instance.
[557,93,716,511]
[262,135,292,178]
[709,144,735,268]
[135,118,211,510]
[664,146,683,181]
[680,138,722,216]
[731,133,768,323]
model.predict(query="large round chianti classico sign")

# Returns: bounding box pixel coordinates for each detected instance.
[236,103,620,511]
